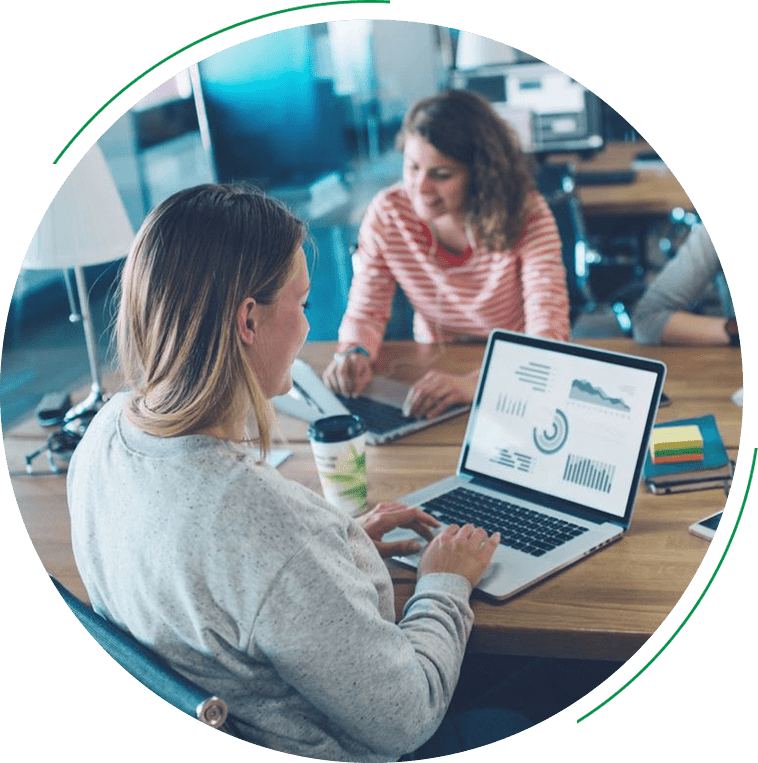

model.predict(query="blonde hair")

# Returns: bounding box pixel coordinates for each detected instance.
[116,183,306,453]
[397,89,536,252]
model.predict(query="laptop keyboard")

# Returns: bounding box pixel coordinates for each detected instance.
[336,395,415,434]
[421,487,589,557]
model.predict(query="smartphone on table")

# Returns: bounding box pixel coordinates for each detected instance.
[689,511,723,541]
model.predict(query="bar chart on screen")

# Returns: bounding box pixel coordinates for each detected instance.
[562,454,616,494]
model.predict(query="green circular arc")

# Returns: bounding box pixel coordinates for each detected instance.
[53,0,389,164]
[577,448,758,723]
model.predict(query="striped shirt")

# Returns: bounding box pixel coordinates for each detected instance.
[338,183,570,358]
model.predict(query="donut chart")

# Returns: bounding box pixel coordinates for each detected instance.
[533,409,569,454]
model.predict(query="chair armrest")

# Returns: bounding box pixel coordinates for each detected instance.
[50,576,228,727]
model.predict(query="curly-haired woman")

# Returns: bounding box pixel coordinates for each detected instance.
[323,89,570,418]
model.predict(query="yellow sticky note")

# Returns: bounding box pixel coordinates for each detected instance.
[650,425,703,452]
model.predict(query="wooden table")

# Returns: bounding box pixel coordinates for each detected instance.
[4,339,742,662]
[282,340,743,449]
[548,140,695,218]
[278,340,742,661]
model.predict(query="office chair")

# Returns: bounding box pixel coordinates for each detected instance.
[606,208,701,335]
[50,576,242,736]
[536,163,596,324]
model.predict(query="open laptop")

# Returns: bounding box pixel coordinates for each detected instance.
[273,359,469,445]
[384,329,666,601]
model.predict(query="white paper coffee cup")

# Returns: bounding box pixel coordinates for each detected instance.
[308,414,368,516]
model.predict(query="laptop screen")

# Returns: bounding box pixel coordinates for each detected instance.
[460,331,665,522]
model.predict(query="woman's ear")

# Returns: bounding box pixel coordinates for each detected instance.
[236,297,258,345]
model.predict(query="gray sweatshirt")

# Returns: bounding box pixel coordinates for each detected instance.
[632,223,734,344]
[68,392,473,762]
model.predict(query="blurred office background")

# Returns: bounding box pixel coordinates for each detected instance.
[1,20,700,430]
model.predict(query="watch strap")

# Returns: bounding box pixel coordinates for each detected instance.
[725,318,740,347]
[334,345,370,360]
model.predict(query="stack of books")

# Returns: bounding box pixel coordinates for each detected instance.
[642,414,733,494]
[649,424,704,465]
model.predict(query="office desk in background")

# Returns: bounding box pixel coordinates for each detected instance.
[545,141,697,310]
[548,140,695,219]
[5,339,742,664]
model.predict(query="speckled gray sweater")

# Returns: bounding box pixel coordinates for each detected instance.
[68,392,474,761]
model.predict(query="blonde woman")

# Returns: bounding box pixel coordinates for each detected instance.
[67,184,526,760]
[324,89,570,418]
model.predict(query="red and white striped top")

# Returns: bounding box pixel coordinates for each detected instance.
[338,183,570,358]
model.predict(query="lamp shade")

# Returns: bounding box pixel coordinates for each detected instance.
[23,143,134,270]
[455,32,518,70]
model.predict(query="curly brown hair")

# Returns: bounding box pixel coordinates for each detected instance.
[396,89,536,252]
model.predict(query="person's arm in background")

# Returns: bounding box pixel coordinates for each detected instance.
[323,194,397,397]
[518,192,571,342]
[656,311,734,346]
[632,224,735,346]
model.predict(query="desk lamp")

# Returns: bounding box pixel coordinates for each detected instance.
[22,143,134,436]
[454,32,518,69]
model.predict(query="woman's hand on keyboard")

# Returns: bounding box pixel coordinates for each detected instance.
[418,523,500,589]
[323,351,373,398]
[403,369,478,419]
[358,502,440,558]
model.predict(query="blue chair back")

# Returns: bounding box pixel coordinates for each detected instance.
[50,576,237,732]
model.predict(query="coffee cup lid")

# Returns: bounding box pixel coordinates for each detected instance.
[308,414,367,443]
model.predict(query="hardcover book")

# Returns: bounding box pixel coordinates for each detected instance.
[642,414,732,494]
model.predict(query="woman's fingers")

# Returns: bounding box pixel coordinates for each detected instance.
[418,522,500,587]
[406,371,472,419]
[350,356,373,397]
[358,504,441,558]
[404,373,442,418]
[373,538,422,558]
[366,505,500,580]
[322,360,343,395]
[323,354,372,397]
[365,503,439,534]
[424,390,456,420]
